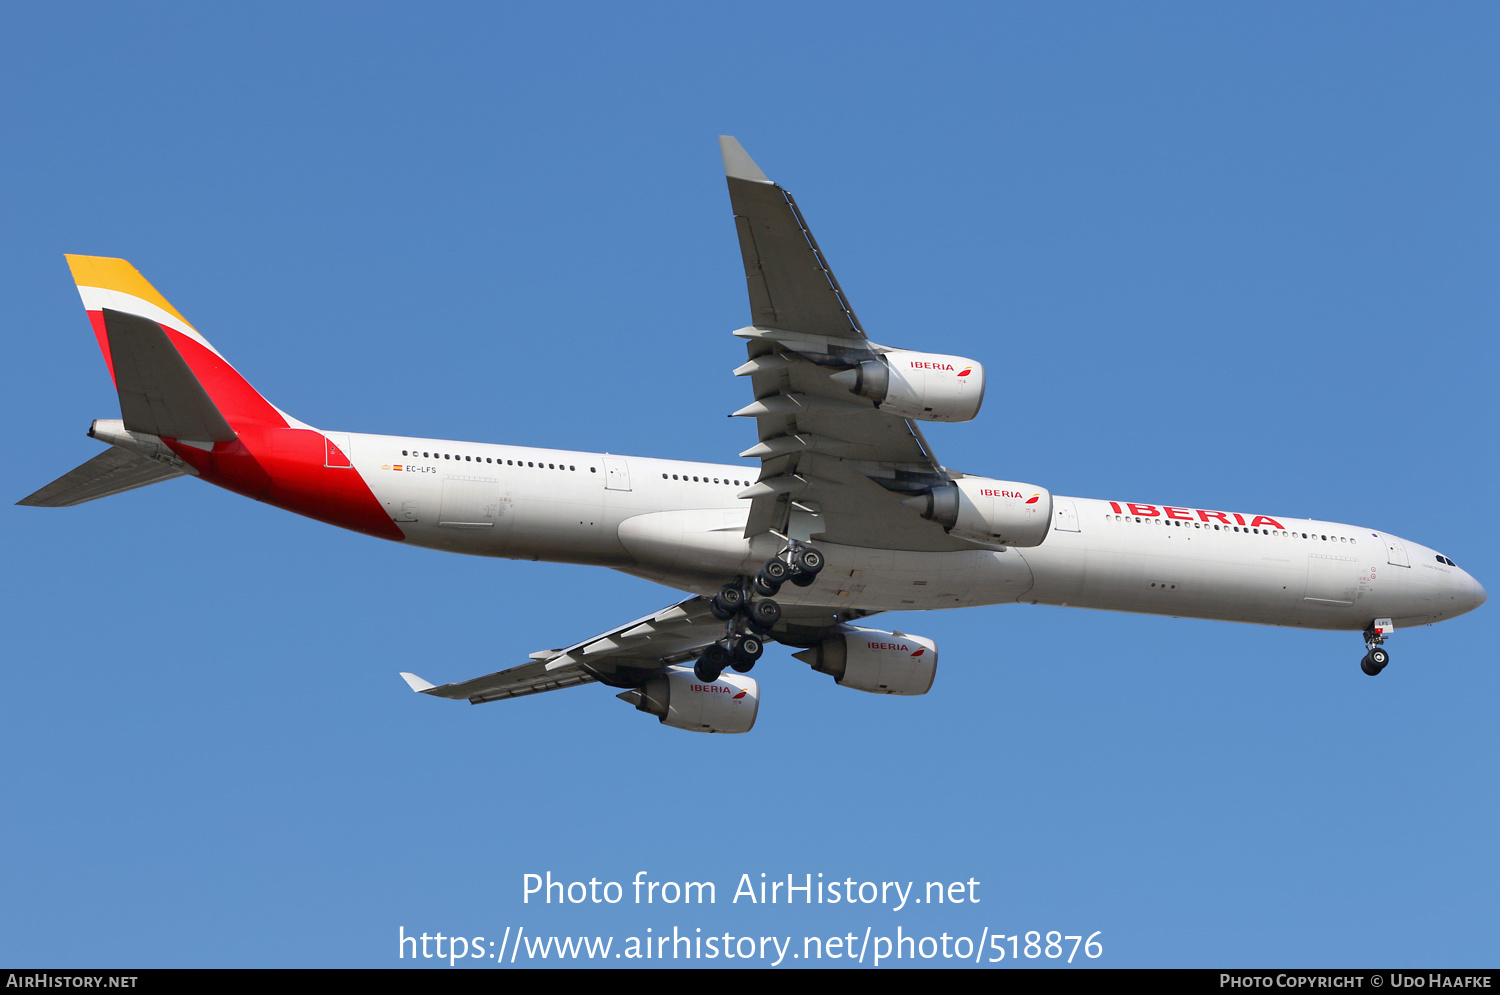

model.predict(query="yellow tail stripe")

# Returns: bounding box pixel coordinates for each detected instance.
[64,255,194,330]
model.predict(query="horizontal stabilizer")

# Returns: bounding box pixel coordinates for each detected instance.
[17,446,186,507]
[104,308,236,444]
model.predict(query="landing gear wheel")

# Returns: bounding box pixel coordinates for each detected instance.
[790,571,816,588]
[729,634,763,671]
[760,559,789,584]
[792,548,824,575]
[694,643,731,683]
[1360,654,1380,677]
[711,583,746,620]
[747,598,781,633]
[753,570,782,597]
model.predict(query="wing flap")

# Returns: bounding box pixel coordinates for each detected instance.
[17,446,187,507]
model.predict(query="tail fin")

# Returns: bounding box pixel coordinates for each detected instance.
[65,256,295,437]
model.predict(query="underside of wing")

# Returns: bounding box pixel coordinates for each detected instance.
[720,139,986,552]
[733,336,964,549]
[400,596,877,705]
[721,136,864,339]
[401,598,724,703]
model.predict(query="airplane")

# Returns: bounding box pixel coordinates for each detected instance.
[19,137,1486,734]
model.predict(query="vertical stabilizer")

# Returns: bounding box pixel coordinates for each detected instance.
[65,255,299,433]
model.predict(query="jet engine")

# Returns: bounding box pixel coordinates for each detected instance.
[618,666,759,733]
[903,476,1053,546]
[830,350,985,422]
[792,626,938,695]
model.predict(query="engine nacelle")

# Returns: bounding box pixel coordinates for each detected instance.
[831,350,985,422]
[792,626,937,695]
[904,476,1053,546]
[622,666,759,733]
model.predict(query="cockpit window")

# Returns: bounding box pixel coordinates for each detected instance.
[1436,555,1458,567]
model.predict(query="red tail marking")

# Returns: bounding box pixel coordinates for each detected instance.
[168,427,403,541]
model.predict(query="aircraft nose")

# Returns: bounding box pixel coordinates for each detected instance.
[1471,575,1487,611]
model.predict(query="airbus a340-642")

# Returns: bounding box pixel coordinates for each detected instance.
[21,138,1485,733]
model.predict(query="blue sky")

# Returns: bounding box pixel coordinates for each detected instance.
[3,2,1496,968]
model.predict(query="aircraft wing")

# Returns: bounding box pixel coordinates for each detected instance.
[400,595,875,704]
[720,138,972,551]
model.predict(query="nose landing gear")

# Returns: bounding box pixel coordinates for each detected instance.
[1360,618,1394,676]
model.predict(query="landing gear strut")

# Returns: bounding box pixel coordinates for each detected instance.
[1360,618,1393,677]
[693,543,825,683]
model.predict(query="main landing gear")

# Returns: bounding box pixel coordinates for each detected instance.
[693,543,826,684]
[1360,618,1393,677]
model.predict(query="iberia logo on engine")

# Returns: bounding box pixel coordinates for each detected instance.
[691,684,748,699]
[867,641,926,657]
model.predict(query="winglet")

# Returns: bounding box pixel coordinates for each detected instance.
[399,672,437,693]
[719,136,772,184]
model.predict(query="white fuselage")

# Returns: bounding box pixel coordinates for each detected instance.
[337,432,1484,633]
